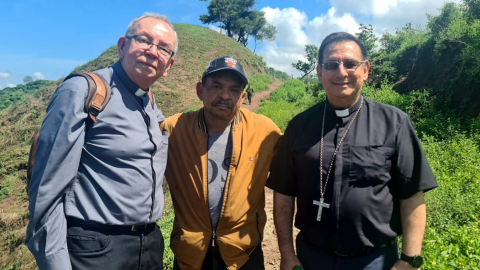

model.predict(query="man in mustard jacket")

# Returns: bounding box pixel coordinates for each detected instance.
[161,56,281,270]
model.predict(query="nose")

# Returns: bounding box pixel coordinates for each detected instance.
[218,88,232,99]
[337,62,348,77]
[145,44,158,58]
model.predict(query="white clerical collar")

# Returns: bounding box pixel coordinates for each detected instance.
[335,109,349,117]
[135,89,148,97]
[329,96,364,118]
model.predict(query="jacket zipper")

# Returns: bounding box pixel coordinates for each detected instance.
[202,126,233,267]
[212,229,216,247]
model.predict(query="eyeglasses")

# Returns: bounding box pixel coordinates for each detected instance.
[322,60,365,72]
[125,35,175,59]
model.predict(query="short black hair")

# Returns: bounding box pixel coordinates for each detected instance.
[317,32,368,64]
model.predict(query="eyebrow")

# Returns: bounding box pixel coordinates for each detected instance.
[136,33,173,49]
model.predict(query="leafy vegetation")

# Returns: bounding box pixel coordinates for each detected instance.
[199,0,276,49]
[157,189,175,269]
[0,80,53,111]
[264,66,290,81]
[349,1,480,118]
[292,44,318,80]
[249,73,273,92]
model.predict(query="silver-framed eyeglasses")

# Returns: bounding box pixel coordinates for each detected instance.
[125,35,175,59]
[322,60,365,72]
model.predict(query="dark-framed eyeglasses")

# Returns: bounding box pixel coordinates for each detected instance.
[321,60,365,72]
[125,35,175,59]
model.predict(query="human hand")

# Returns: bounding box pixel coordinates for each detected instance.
[391,259,420,270]
[280,252,303,270]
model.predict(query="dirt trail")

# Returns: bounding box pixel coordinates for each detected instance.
[242,81,299,270]
[241,81,282,111]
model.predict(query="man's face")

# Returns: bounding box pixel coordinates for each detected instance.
[197,71,246,121]
[316,41,370,108]
[117,17,176,90]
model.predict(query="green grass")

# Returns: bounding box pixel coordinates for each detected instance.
[157,189,175,269]
[249,73,273,92]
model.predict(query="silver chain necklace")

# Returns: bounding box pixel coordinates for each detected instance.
[313,98,364,222]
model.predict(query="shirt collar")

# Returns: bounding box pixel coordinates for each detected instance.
[326,96,363,118]
[197,108,241,134]
[112,61,148,97]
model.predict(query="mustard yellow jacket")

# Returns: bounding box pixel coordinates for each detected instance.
[160,108,281,270]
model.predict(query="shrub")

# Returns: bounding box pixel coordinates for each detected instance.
[269,79,307,103]
[249,74,273,93]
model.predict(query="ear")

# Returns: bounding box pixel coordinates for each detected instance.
[239,91,246,103]
[196,82,204,101]
[316,65,322,82]
[162,58,175,77]
[117,37,127,60]
[362,60,370,81]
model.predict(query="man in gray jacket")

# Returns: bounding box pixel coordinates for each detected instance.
[25,12,178,270]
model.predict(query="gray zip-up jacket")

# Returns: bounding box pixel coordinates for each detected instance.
[25,61,167,270]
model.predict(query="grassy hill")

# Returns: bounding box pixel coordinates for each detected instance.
[0,23,275,269]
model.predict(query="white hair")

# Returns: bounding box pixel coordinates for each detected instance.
[125,12,179,55]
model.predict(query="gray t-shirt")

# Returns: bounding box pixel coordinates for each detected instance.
[207,128,232,230]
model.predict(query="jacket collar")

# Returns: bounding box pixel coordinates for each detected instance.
[197,108,242,134]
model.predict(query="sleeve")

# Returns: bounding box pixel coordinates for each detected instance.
[395,115,438,199]
[25,79,89,270]
[266,121,298,196]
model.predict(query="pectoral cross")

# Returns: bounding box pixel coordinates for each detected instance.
[313,198,330,221]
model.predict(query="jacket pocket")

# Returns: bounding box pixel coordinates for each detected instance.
[348,145,394,183]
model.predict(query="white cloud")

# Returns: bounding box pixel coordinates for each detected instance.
[259,7,359,77]
[34,72,46,80]
[208,25,221,32]
[330,0,462,33]
[258,1,462,78]
[6,83,16,88]
[0,72,10,78]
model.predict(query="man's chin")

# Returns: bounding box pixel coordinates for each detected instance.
[211,108,235,121]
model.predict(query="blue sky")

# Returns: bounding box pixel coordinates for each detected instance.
[0,0,459,88]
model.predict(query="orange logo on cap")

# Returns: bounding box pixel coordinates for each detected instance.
[225,57,237,68]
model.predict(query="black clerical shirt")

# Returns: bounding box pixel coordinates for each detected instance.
[267,97,438,255]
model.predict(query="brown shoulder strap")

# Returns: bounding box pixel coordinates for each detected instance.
[26,133,40,184]
[26,73,112,186]
[63,73,112,122]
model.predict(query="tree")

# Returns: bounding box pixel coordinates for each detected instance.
[463,0,480,20]
[23,76,33,84]
[252,22,276,54]
[356,24,377,58]
[199,0,275,48]
[292,44,319,80]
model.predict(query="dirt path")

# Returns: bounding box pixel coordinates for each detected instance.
[242,81,282,111]
[242,81,298,270]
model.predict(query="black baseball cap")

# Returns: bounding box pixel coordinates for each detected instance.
[202,56,249,86]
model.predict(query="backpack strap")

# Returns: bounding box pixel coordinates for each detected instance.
[26,73,112,186]
[63,73,112,123]
[26,133,40,183]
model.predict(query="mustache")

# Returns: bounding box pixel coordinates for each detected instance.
[213,100,233,108]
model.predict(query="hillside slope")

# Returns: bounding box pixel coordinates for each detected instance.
[0,24,270,269]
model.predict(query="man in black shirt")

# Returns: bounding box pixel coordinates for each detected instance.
[267,32,438,270]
